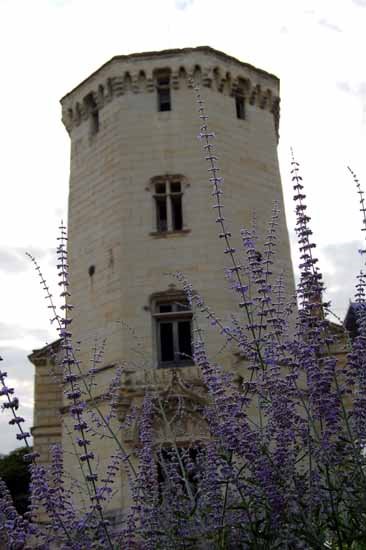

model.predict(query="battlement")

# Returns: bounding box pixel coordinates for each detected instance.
[60,46,280,136]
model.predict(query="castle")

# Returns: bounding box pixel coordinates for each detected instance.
[29,46,295,516]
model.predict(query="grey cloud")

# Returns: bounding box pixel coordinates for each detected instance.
[0,323,24,341]
[318,241,364,319]
[0,406,33,455]
[353,0,366,6]
[0,322,51,342]
[337,81,366,97]
[337,81,352,94]
[318,18,342,32]
[175,0,193,10]
[0,247,53,274]
[0,346,35,385]
[0,249,29,273]
[27,327,53,341]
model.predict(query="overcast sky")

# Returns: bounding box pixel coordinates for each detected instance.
[0,0,365,454]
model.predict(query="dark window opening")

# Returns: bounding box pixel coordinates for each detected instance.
[154,298,193,367]
[153,178,185,233]
[158,90,171,111]
[157,446,200,499]
[155,183,166,194]
[178,321,192,358]
[91,110,99,134]
[171,195,183,231]
[156,196,168,232]
[235,94,245,120]
[160,323,175,362]
[170,181,181,193]
[84,93,99,135]
[157,74,171,112]
[159,304,172,313]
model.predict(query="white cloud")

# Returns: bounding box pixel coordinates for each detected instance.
[318,17,342,32]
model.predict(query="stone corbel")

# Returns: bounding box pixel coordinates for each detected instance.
[259,90,268,110]
[110,76,125,96]
[202,70,212,89]
[249,84,260,106]
[131,73,141,94]
[171,70,180,90]
[145,77,155,92]
[74,102,82,125]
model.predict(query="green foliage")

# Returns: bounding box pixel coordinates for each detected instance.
[0,447,31,514]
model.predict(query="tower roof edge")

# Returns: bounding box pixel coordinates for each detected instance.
[60,45,279,104]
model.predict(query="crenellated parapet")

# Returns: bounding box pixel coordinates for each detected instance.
[61,46,281,138]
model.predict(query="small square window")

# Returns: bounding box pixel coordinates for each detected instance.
[235,94,245,120]
[157,73,171,112]
[158,90,171,112]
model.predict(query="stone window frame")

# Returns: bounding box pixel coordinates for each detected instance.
[150,291,194,368]
[147,175,191,236]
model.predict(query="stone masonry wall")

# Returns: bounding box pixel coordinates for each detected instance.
[56,46,296,513]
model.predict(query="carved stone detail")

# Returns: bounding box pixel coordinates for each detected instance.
[61,49,280,136]
[118,368,209,446]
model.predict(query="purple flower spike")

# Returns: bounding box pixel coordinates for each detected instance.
[9,416,25,425]
[16,432,30,441]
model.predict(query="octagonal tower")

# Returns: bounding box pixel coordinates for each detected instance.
[58,46,295,514]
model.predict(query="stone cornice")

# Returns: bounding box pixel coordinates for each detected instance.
[61,46,278,101]
[60,46,280,138]
[28,338,61,366]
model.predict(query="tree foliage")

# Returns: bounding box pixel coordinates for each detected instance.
[0,447,30,515]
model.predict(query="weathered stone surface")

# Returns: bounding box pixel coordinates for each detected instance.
[31,46,296,515]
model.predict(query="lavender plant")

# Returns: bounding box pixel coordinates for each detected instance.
[0,87,366,549]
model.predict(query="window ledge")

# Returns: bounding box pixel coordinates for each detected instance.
[156,111,172,119]
[157,361,194,369]
[149,229,191,238]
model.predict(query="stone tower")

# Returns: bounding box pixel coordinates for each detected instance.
[31,46,295,516]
